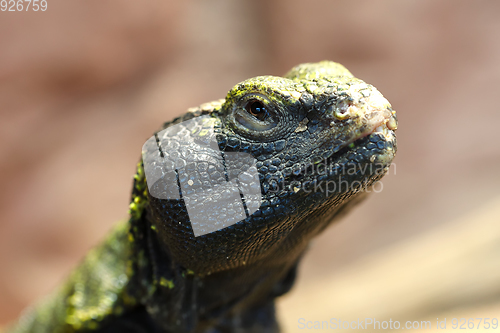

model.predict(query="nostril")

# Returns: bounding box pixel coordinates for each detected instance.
[334,102,351,120]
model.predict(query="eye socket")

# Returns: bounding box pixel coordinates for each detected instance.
[245,100,268,121]
[233,96,278,132]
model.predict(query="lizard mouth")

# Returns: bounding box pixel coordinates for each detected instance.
[355,110,398,163]
[326,105,398,158]
[319,105,398,171]
[365,109,398,141]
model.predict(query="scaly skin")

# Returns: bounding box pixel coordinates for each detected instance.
[7,61,397,333]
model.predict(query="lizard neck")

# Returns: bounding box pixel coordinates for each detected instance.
[126,213,301,332]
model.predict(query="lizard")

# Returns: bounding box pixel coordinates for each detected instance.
[6,61,397,333]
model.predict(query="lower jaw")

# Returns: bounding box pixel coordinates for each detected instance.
[324,129,396,169]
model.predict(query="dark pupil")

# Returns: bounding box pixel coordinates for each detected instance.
[247,101,267,120]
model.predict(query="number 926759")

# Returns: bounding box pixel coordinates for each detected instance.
[1,0,47,11]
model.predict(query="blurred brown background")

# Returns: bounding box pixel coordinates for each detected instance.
[1,0,500,331]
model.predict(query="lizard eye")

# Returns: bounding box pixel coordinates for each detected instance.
[245,100,268,121]
[233,96,278,132]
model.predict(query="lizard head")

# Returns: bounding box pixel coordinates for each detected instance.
[135,61,397,275]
